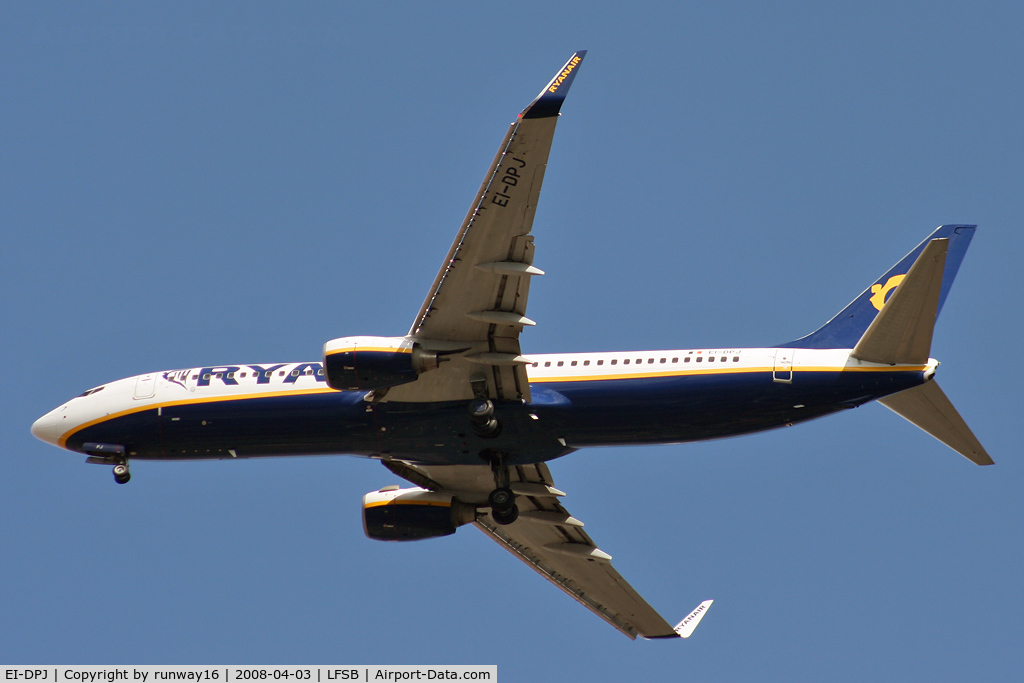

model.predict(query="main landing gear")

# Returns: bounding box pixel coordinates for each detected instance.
[468,397,501,437]
[485,450,518,525]
[112,462,131,485]
[467,376,517,524]
[489,487,519,525]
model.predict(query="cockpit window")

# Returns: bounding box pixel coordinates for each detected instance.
[78,386,105,397]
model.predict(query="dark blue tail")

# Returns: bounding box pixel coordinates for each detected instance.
[780,225,976,349]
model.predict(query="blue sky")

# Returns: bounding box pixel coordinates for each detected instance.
[3,2,1023,679]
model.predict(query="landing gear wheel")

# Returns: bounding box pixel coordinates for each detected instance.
[483,451,517,524]
[468,398,500,437]
[488,486,518,524]
[112,463,131,485]
[492,505,519,525]
[468,398,494,420]
[488,486,515,511]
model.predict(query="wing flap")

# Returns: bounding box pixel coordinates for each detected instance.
[386,459,681,640]
[396,52,586,403]
[475,514,676,639]
[408,116,557,344]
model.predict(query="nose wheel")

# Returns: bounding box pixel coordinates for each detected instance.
[112,463,131,485]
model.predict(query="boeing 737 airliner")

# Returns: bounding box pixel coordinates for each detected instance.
[31,52,990,640]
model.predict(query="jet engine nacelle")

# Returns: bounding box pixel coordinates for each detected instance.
[362,486,478,542]
[323,335,441,391]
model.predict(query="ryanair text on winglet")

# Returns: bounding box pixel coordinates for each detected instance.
[548,55,583,93]
[680,601,709,627]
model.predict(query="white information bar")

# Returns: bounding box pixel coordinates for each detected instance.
[0,667,497,683]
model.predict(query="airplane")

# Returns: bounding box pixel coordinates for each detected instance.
[30,51,991,640]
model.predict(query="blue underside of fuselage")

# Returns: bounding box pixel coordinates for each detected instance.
[65,369,925,466]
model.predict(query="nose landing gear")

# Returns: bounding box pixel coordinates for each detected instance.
[82,443,131,485]
[112,462,131,485]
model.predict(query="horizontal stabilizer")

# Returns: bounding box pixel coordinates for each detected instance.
[673,600,714,638]
[851,239,947,365]
[879,381,993,465]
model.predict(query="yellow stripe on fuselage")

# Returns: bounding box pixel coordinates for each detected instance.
[57,386,338,449]
[59,364,927,448]
[528,364,927,384]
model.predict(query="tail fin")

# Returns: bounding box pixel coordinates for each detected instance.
[850,238,946,365]
[781,225,975,349]
[818,227,992,465]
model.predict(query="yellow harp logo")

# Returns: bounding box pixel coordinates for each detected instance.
[869,274,905,311]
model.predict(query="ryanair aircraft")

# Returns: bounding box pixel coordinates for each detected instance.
[31,51,990,640]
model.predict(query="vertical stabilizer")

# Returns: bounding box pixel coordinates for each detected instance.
[782,225,975,349]
[850,238,946,365]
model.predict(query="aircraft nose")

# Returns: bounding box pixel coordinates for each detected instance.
[31,409,60,445]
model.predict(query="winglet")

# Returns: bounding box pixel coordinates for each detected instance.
[521,51,587,119]
[673,599,714,638]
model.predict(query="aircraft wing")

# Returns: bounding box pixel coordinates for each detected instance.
[382,458,700,640]
[387,52,586,404]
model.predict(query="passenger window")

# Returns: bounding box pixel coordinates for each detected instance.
[192,375,198,380]
[696,357,703,363]
[611,359,617,365]
[720,356,726,362]
[544,362,551,367]
[557,361,564,367]
[571,361,577,367]
[278,371,285,376]
[708,357,715,363]
[597,360,604,366]
[318,369,325,375]
[660,358,666,364]
[203,373,211,379]
[636,359,642,364]
[672,357,678,363]
[733,356,739,362]
[215,373,223,378]
[532,363,539,367]
[291,370,299,376]
[623,359,630,365]
[648,358,654,364]
[583,360,590,366]
[683,357,690,363]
